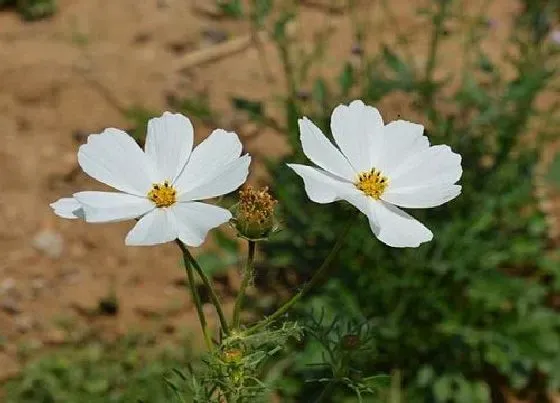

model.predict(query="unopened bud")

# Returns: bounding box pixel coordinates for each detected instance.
[341,334,360,350]
[234,186,277,240]
[223,348,243,364]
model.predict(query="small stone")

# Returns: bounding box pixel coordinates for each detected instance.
[1,297,22,315]
[32,229,64,258]
[162,323,176,334]
[31,278,46,291]
[44,329,66,346]
[133,32,152,44]
[486,18,498,29]
[30,278,47,298]
[296,90,311,101]
[15,315,35,333]
[0,278,16,295]
[58,268,82,284]
[550,30,560,45]
[167,40,193,55]
[201,27,228,45]
[70,300,98,317]
[351,42,363,56]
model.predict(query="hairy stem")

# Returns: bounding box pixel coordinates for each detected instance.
[232,240,257,328]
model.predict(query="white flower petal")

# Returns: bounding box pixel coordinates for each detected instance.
[78,128,157,196]
[342,191,374,218]
[298,117,355,180]
[145,112,194,182]
[375,120,429,173]
[171,202,232,247]
[382,184,462,208]
[178,154,251,201]
[287,164,356,204]
[175,128,243,193]
[125,209,177,246]
[74,191,154,223]
[387,145,462,189]
[330,100,384,172]
[50,198,84,219]
[369,201,433,248]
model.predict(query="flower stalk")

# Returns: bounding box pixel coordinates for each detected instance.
[176,240,230,337]
[232,240,257,329]
[178,241,213,350]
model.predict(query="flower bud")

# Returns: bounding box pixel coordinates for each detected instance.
[233,186,277,241]
[222,348,243,364]
[341,334,360,351]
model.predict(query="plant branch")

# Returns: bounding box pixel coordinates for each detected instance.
[247,212,357,334]
[232,240,257,328]
[177,240,213,350]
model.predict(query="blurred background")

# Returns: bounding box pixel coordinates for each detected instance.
[0,0,559,402]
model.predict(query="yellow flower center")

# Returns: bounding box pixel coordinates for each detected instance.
[147,180,177,208]
[355,168,389,199]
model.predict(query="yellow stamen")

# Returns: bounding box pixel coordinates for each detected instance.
[355,168,389,199]
[147,180,177,208]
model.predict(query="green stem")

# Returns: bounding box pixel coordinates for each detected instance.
[247,213,356,334]
[176,240,230,336]
[178,241,213,351]
[232,240,257,328]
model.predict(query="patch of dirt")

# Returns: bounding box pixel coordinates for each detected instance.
[0,2,558,400]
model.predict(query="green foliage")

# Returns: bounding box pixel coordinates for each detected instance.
[546,154,560,188]
[0,0,56,21]
[216,0,243,19]
[182,322,304,402]
[288,297,391,402]
[3,334,194,402]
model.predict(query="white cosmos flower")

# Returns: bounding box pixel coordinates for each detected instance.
[50,112,251,247]
[288,100,462,248]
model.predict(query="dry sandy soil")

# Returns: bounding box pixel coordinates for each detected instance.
[0,0,558,391]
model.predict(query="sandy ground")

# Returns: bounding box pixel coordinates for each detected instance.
[0,0,558,391]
